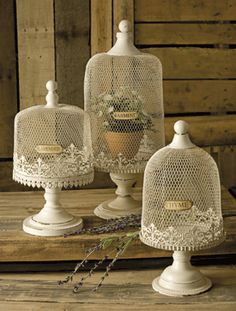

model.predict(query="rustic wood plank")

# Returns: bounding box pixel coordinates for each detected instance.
[135,23,236,45]
[0,302,235,311]
[0,187,234,262]
[0,0,17,157]
[0,162,25,192]
[55,0,90,108]
[219,148,236,188]
[91,0,112,55]
[16,0,55,109]
[135,0,236,22]
[164,80,236,114]
[141,48,236,79]
[113,0,134,42]
[165,115,236,146]
[1,265,236,284]
[0,266,236,307]
[0,215,234,262]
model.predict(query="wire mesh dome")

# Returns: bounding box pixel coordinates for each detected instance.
[84,20,164,174]
[140,120,224,252]
[13,81,94,189]
[13,80,94,237]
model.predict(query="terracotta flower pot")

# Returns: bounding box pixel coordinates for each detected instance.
[104,130,143,159]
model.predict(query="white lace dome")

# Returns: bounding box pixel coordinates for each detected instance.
[84,20,165,174]
[140,120,224,251]
[13,81,94,189]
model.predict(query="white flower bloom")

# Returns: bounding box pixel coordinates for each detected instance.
[98,92,106,98]
[103,94,113,101]
[108,106,114,113]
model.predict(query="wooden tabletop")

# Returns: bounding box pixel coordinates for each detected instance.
[0,265,236,310]
[0,187,235,262]
[0,188,235,310]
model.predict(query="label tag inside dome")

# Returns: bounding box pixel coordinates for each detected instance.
[164,200,193,211]
[113,111,138,120]
[35,144,63,154]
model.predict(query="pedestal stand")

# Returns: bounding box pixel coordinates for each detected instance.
[94,173,142,219]
[23,188,83,236]
[152,251,212,296]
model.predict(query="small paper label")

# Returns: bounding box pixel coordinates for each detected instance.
[164,200,193,211]
[113,111,138,120]
[35,144,63,154]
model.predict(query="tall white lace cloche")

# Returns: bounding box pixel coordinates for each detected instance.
[84,20,165,219]
[140,120,224,296]
[13,80,94,236]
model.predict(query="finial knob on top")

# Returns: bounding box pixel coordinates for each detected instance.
[46,80,59,107]
[118,20,130,33]
[46,80,57,92]
[174,120,189,135]
[169,120,195,149]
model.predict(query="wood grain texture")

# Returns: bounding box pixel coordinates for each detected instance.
[113,0,134,42]
[55,0,90,108]
[16,0,55,109]
[0,0,17,157]
[0,187,235,262]
[135,0,236,22]
[164,80,236,114]
[0,266,235,310]
[141,48,236,79]
[0,162,25,192]
[219,148,236,188]
[0,302,235,311]
[91,0,112,55]
[135,23,236,45]
[165,115,236,146]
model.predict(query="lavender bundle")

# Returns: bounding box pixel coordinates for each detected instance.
[59,214,141,292]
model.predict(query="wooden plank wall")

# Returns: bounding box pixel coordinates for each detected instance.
[0,0,236,190]
[0,0,17,158]
[55,0,90,107]
[0,1,19,191]
[134,0,236,188]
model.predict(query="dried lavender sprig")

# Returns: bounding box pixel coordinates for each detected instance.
[73,235,125,292]
[92,232,139,292]
[73,245,118,293]
[64,214,141,237]
[58,242,103,285]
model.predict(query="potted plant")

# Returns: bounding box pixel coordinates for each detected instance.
[91,87,155,159]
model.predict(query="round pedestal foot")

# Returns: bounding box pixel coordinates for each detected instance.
[94,197,141,219]
[23,215,83,237]
[152,275,212,297]
[152,251,212,297]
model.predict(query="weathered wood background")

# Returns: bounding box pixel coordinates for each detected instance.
[0,0,236,191]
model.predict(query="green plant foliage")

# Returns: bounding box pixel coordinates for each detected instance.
[91,86,155,132]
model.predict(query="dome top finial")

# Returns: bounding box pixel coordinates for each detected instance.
[174,120,189,135]
[46,80,59,108]
[118,20,130,33]
[169,120,195,149]
[107,19,141,56]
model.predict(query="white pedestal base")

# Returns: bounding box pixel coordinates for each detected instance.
[23,188,83,236]
[152,251,212,297]
[23,215,83,237]
[94,173,141,219]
